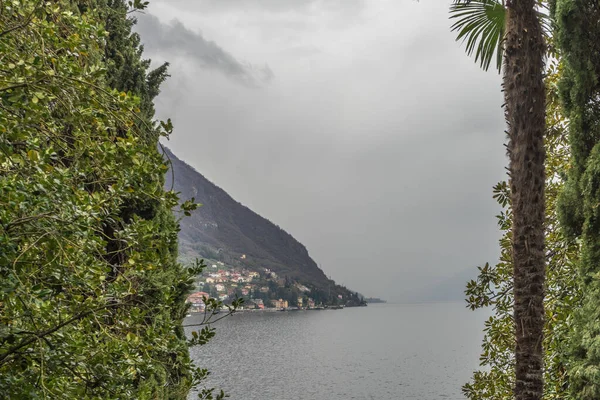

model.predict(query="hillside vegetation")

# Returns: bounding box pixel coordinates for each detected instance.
[164,147,359,302]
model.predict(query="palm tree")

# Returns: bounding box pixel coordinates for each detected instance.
[450,0,506,72]
[449,1,550,72]
[450,1,547,399]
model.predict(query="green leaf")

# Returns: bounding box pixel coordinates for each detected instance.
[449,0,506,73]
[27,150,39,161]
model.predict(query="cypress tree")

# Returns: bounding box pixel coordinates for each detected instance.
[552,1,600,398]
[95,1,194,396]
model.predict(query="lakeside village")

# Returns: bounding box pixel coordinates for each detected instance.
[185,258,364,313]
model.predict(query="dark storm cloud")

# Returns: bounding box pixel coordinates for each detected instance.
[135,14,273,86]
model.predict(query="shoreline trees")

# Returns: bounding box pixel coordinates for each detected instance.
[0,1,205,398]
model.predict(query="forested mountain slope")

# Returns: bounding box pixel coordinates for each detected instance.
[164,147,344,293]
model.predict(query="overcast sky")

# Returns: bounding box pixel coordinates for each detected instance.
[135,0,507,303]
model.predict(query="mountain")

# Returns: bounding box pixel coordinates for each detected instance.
[163,147,353,297]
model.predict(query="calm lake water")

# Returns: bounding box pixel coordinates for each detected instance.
[185,303,488,400]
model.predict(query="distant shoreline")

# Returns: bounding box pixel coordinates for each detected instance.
[185,305,361,316]
[364,297,386,304]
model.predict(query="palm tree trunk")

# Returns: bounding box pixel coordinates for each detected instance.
[503,1,546,399]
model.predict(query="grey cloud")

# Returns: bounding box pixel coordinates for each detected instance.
[150,0,365,15]
[134,14,273,86]
[150,0,508,303]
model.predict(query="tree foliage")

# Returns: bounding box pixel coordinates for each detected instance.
[552,1,600,398]
[450,0,506,73]
[0,1,227,398]
[449,0,551,73]
[462,60,581,400]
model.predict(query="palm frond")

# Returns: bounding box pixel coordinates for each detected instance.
[449,0,506,73]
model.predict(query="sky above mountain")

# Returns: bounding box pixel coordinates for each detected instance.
[135,0,506,303]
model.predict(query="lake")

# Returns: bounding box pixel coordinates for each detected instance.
[185,303,488,399]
